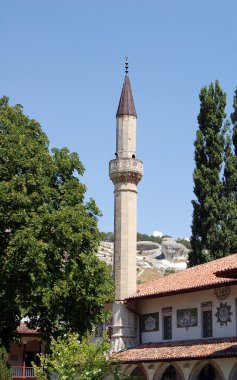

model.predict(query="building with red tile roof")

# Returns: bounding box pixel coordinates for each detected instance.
[111,255,237,380]
[108,64,237,380]
[9,323,41,380]
[113,337,237,363]
[129,253,237,300]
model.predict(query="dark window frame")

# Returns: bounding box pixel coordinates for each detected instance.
[201,302,212,338]
[162,307,172,341]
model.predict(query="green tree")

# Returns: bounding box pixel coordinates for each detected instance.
[175,239,191,249]
[34,332,131,380]
[230,88,237,198]
[34,332,111,380]
[220,130,237,253]
[219,86,237,256]
[0,96,114,348]
[100,232,164,244]
[0,346,11,380]
[100,231,114,242]
[189,81,228,266]
[137,232,162,244]
[231,87,237,156]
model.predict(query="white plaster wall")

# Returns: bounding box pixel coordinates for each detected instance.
[136,285,237,343]
[212,293,237,338]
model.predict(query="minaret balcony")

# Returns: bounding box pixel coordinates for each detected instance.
[109,158,143,185]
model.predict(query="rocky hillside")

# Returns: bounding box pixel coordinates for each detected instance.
[96,238,189,283]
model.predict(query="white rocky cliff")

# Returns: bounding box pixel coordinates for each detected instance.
[97,238,189,282]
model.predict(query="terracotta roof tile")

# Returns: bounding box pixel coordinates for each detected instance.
[215,265,237,277]
[113,337,237,363]
[128,254,237,300]
[17,323,38,335]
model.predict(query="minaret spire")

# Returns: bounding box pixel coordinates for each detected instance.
[109,62,143,352]
[116,58,137,118]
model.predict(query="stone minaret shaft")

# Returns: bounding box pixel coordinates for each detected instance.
[109,65,143,351]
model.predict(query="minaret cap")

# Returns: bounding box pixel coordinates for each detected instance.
[116,58,137,118]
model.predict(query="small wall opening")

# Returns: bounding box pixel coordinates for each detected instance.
[197,364,215,380]
[161,365,177,380]
[192,362,224,380]
[130,366,146,379]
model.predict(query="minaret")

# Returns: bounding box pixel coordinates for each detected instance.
[109,59,143,351]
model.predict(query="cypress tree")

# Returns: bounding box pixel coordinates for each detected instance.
[231,87,237,155]
[189,81,227,266]
[218,130,237,255]
[220,87,237,255]
[213,88,237,257]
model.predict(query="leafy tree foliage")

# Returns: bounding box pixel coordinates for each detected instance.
[34,332,131,380]
[100,231,114,242]
[137,232,162,244]
[0,96,114,348]
[189,82,237,266]
[34,332,111,380]
[0,346,11,380]
[190,81,227,265]
[221,131,237,251]
[175,238,191,249]
[231,87,237,155]
[101,232,174,245]
[230,88,237,193]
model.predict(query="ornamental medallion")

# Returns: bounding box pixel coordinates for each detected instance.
[215,302,232,326]
[214,286,231,300]
[145,316,156,331]
[177,308,198,331]
[141,313,159,332]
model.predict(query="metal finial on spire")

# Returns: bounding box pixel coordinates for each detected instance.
[116,59,137,118]
[125,57,129,75]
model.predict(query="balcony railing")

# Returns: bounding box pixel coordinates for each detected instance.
[11,366,36,379]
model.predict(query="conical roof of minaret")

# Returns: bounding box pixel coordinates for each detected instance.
[116,74,137,118]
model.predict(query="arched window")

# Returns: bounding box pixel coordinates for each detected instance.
[229,365,237,380]
[197,364,215,380]
[130,366,146,379]
[161,365,177,380]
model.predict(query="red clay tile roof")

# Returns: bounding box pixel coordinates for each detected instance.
[17,323,38,335]
[215,266,237,278]
[113,337,237,363]
[128,253,237,300]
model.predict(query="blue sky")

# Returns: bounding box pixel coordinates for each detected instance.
[1,0,237,238]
